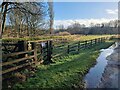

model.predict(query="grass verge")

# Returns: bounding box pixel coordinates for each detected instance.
[13,40,114,89]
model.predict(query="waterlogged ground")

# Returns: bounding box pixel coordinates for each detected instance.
[84,45,114,88]
[98,42,120,88]
[84,42,120,88]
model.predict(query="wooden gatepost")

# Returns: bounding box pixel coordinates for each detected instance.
[47,40,53,63]
[43,40,53,64]
[29,40,53,65]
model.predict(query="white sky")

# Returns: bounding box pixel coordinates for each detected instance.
[54,18,117,28]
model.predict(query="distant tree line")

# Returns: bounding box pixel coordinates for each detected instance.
[55,20,119,35]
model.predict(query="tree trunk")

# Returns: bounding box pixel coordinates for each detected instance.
[1,3,8,38]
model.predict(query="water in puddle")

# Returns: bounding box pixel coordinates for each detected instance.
[84,44,116,88]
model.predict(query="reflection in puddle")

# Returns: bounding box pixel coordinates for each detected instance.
[84,43,116,88]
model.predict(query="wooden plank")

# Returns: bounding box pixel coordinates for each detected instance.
[79,45,84,49]
[1,62,35,75]
[2,43,18,46]
[84,41,87,48]
[54,46,65,49]
[55,44,65,48]
[69,49,77,52]
[78,41,80,52]
[28,39,53,43]
[71,42,79,45]
[90,40,93,46]
[1,55,35,66]
[11,45,18,53]
[55,49,65,53]
[69,49,78,53]
[70,45,77,49]
[80,41,85,43]
[67,45,70,54]
[80,43,85,46]
[33,42,37,64]
[2,50,34,57]
[37,53,41,56]
[52,53,65,58]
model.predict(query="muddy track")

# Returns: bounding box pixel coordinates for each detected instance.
[84,42,120,88]
[98,42,120,88]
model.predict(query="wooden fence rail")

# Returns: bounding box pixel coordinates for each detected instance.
[1,36,114,75]
[67,37,106,54]
[52,37,108,58]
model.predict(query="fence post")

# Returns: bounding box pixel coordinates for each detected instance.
[48,40,53,63]
[24,41,27,51]
[33,42,37,65]
[18,41,26,58]
[78,41,80,52]
[84,41,87,48]
[95,39,97,45]
[18,41,25,51]
[101,38,103,43]
[43,40,53,64]
[67,45,70,54]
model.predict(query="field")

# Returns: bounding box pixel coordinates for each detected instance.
[2,35,116,89]
[12,40,114,89]
[2,35,113,42]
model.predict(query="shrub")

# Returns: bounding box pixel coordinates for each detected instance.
[58,32,71,36]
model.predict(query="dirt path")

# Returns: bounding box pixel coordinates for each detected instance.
[98,42,120,88]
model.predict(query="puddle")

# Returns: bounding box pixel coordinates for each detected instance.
[84,43,116,88]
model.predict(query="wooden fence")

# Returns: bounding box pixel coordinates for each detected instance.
[1,36,114,75]
[1,40,52,75]
[67,38,105,54]
[52,36,114,58]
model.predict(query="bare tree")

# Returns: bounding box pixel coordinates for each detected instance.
[8,9,25,37]
[0,2,46,37]
[48,0,54,34]
[1,2,9,38]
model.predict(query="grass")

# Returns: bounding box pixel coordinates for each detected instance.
[13,40,114,89]
[2,35,113,42]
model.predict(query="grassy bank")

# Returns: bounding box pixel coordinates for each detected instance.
[12,40,114,89]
